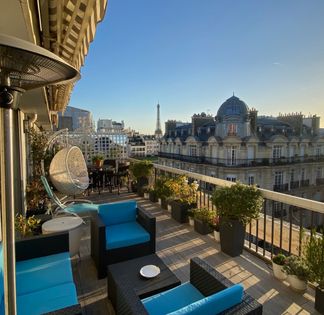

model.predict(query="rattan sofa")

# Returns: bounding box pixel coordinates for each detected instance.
[91,200,156,279]
[114,257,262,315]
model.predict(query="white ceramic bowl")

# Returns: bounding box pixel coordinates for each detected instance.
[140,265,161,278]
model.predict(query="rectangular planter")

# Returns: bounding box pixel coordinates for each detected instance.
[161,198,169,210]
[149,191,158,203]
[194,219,213,235]
[171,201,196,224]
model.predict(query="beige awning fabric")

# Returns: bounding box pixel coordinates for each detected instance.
[42,0,108,112]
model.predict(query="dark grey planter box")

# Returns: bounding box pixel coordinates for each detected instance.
[219,219,245,257]
[171,201,196,224]
[149,191,158,202]
[161,198,169,210]
[315,287,324,314]
[194,219,213,235]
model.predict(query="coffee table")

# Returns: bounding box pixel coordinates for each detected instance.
[107,254,181,313]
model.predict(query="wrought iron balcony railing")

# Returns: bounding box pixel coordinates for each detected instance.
[158,152,324,167]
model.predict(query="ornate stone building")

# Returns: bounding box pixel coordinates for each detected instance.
[159,95,324,205]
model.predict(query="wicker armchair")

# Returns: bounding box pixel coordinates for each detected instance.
[114,257,262,315]
[91,202,156,279]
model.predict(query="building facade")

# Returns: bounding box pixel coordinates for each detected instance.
[159,96,324,205]
[59,106,93,131]
[97,119,125,133]
[128,135,159,157]
[68,130,128,165]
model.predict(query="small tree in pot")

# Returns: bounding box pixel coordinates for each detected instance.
[211,182,263,257]
[272,253,287,280]
[283,255,310,292]
[303,230,324,313]
[92,154,104,168]
[169,176,199,223]
[154,176,174,209]
[129,160,153,196]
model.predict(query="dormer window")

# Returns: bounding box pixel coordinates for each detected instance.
[227,123,237,136]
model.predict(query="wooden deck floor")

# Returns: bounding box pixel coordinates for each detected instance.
[72,190,319,315]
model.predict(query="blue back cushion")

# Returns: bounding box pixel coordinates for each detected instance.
[99,200,137,226]
[167,284,244,315]
[142,282,204,315]
[16,252,73,296]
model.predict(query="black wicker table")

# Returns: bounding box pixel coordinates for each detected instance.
[107,254,181,313]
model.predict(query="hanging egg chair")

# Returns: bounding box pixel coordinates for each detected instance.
[49,146,89,195]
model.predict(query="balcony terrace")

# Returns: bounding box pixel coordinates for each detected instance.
[74,189,319,315]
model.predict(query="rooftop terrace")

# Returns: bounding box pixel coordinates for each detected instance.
[74,189,319,315]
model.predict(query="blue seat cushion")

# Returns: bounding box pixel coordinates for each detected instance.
[105,222,150,250]
[99,200,137,226]
[167,284,244,315]
[142,282,204,315]
[65,203,99,213]
[16,252,73,296]
[17,282,78,315]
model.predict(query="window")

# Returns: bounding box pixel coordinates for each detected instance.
[248,175,255,185]
[189,145,197,156]
[226,146,237,166]
[227,123,237,136]
[274,171,283,186]
[273,145,282,159]
[315,146,321,157]
[290,169,295,182]
[226,175,236,182]
[316,167,321,179]
[301,168,305,181]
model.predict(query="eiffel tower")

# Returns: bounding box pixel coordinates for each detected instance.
[155,103,162,139]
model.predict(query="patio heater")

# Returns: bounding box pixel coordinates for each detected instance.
[0,33,79,315]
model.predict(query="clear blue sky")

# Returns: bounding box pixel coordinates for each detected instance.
[70,0,324,134]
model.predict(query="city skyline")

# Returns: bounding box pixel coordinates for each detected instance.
[69,0,324,134]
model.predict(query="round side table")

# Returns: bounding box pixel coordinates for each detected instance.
[42,216,83,257]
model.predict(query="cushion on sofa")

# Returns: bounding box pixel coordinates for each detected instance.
[142,282,204,315]
[16,252,73,296]
[167,284,244,315]
[17,282,78,315]
[105,221,150,250]
[99,200,137,226]
[65,203,99,213]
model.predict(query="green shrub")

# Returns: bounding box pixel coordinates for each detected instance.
[272,253,286,265]
[283,255,310,281]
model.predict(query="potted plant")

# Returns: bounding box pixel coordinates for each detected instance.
[142,186,150,199]
[155,176,174,210]
[170,176,199,223]
[192,207,215,235]
[15,214,41,239]
[129,160,153,196]
[210,215,220,242]
[303,230,324,313]
[211,182,263,257]
[92,154,104,168]
[148,187,158,203]
[188,209,195,226]
[272,253,287,280]
[283,255,310,292]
